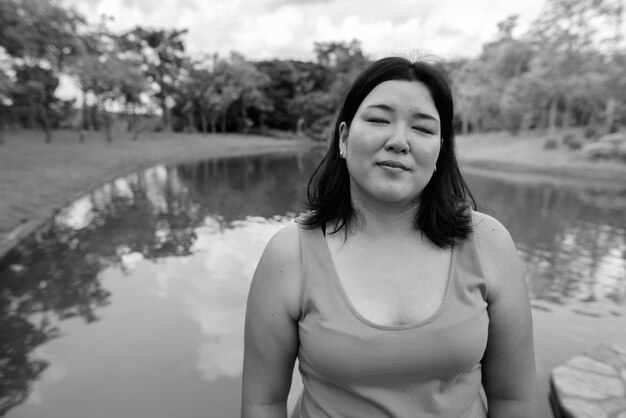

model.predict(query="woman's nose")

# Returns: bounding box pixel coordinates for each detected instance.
[384,127,410,154]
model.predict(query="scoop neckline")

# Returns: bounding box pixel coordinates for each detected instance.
[316,228,456,331]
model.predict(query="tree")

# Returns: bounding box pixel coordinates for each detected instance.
[451,16,534,134]
[10,65,59,140]
[226,53,272,133]
[183,55,239,134]
[286,40,370,140]
[71,30,148,141]
[118,27,187,132]
[254,59,328,136]
[0,0,82,142]
[313,40,369,107]
[526,0,624,135]
[0,66,13,145]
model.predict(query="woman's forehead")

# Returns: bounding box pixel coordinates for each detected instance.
[358,80,439,119]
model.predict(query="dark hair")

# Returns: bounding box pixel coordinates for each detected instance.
[299,56,476,248]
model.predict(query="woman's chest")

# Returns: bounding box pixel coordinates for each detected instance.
[329,239,452,327]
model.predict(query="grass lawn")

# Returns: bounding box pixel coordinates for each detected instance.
[456,130,626,184]
[1,128,624,257]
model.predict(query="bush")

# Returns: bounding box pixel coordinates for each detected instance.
[562,133,575,145]
[544,138,558,149]
[562,133,583,150]
[584,126,598,139]
[581,132,626,160]
[568,140,583,150]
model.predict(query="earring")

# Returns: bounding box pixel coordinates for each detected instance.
[434,165,437,173]
[340,151,345,158]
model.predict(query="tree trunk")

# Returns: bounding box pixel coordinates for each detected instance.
[161,101,171,132]
[461,111,469,135]
[200,111,208,134]
[259,113,266,135]
[187,110,194,133]
[126,103,133,132]
[562,97,571,129]
[82,90,89,130]
[28,101,37,128]
[605,97,616,134]
[210,116,217,133]
[548,98,557,139]
[102,101,112,142]
[241,95,248,133]
[472,114,480,134]
[77,90,86,143]
[0,113,4,145]
[220,113,226,133]
[40,104,52,143]
[91,105,99,131]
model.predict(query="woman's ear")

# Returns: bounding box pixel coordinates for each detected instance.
[339,122,349,155]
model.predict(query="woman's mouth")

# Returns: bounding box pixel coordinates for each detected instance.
[376,160,410,171]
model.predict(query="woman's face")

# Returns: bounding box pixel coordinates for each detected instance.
[339,79,441,209]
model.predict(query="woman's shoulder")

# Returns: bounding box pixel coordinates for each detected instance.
[470,210,515,249]
[250,222,303,318]
[261,222,302,265]
[469,210,524,299]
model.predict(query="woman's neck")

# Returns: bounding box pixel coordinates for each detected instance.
[349,195,419,240]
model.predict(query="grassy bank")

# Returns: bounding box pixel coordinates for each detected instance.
[457,130,626,185]
[1,129,624,257]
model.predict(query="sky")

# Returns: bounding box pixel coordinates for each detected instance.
[61,0,547,61]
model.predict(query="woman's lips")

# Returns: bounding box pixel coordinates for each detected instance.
[377,160,410,171]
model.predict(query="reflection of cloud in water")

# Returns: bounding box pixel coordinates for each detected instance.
[25,345,69,406]
[121,251,144,272]
[56,165,178,231]
[57,195,94,230]
[180,216,293,382]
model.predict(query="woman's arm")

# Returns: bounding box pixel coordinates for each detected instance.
[475,213,538,417]
[241,224,302,418]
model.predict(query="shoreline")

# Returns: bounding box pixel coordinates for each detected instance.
[1,130,625,259]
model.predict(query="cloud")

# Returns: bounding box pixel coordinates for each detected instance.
[267,0,336,11]
[177,216,292,382]
[62,0,545,60]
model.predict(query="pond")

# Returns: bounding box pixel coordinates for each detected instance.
[1,150,625,418]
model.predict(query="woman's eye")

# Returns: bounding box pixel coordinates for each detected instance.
[413,126,434,134]
[367,118,388,124]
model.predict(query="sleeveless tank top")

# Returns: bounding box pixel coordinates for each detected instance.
[292,226,489,418]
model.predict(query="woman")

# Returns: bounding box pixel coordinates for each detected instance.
[242,56,537,417]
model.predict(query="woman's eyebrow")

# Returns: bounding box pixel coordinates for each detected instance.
[366,103,439,122]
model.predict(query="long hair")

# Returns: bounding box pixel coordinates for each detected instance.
[299,56,475,248]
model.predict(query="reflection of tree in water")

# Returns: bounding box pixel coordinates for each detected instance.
[175,151,321,222]
[0,222,110,415]
[86,166,205,259]
[466,173,626,306]
[0,151,321,415]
